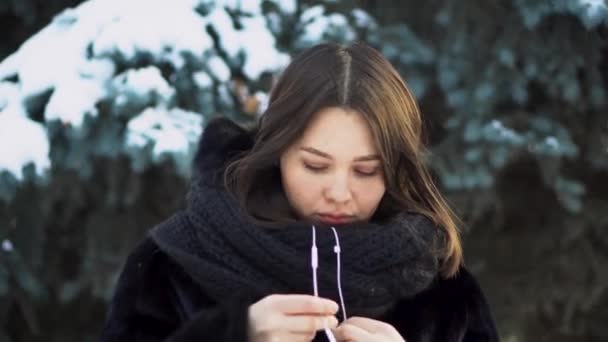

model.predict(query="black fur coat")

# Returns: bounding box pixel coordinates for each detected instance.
[100,118,499,342]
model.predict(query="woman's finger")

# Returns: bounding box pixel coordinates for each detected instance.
[269,294,339,315]
[292,330,317,340]
[273,333,314,342]
[342,316,396,334]
[283,314,339,333]
[289,332,318,342]
[335,322,375,341]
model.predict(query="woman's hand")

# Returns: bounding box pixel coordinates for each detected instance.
[334,317,406,342]
[248,294,339,342]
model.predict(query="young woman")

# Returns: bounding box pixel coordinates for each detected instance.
[100,42,499,342]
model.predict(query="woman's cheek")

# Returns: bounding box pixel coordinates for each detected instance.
[362,179,386,205]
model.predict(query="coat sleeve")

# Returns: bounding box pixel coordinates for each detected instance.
[99,238,250,342]
[459,269,500,342]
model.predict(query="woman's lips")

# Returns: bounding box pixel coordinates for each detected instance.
[317,214,353,224]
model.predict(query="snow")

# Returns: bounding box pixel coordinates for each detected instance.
[352,8,377,29]
[45,74,111,128]
[222,0,263,15]
[0,82,19,111]
[207,8,240,57]
[238,16,290,79]
[300,7,356,43]
[254,91,269,114]
[207,55,231,82]
[112,66,176,105]
[91,0,212,66]
[126,107,203,173]
[486,120,525,145]
[207,5,289,79]
[0,105,50,181]
[77,58,116,80]
[0,53,19,81]
[1,0,209,126]
[579,0,608,15]
[193,71,213,88]
[0,0,290,183]
[12,18,88,99]
[266,12,282,33]
[545,136,560,150]
[1,239,13,252]
[576,0,608,27]
[273,0,297,14]
[301,5,325,23]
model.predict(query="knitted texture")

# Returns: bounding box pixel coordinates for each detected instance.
[150,118,444,318]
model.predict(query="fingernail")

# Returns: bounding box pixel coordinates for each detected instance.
[330,301,339,312]
[328,316,339,327]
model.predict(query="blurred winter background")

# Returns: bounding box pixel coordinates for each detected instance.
[0,0,606,341]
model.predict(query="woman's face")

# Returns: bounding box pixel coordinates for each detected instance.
[280,107,386,225]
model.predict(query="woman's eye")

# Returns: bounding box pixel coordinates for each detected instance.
[304,163,327,172]
[355,169,378,177]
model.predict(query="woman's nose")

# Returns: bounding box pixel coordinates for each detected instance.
[325,174,352,203]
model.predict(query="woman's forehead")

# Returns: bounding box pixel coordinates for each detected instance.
[293,107,380,159]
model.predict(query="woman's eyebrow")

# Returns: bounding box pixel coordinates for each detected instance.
[299,146,380,161]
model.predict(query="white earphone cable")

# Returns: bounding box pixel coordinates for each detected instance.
[311,226,319,296]
[311,226,336,342]
[330,226,347,321]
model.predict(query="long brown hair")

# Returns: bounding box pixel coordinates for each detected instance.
[225,42,463,278]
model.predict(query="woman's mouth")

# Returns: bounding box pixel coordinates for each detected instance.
[317,214,353,225]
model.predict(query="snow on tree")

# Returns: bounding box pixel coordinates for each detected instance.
[1,0,607,340]
[0,0,293,200]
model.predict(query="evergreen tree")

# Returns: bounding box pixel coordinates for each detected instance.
[0,0,606,341]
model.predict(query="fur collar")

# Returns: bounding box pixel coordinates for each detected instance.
[192,117,254,181]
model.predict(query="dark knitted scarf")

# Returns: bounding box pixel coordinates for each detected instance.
[150,118,444,319]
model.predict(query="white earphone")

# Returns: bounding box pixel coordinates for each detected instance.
[311,226,347,342]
